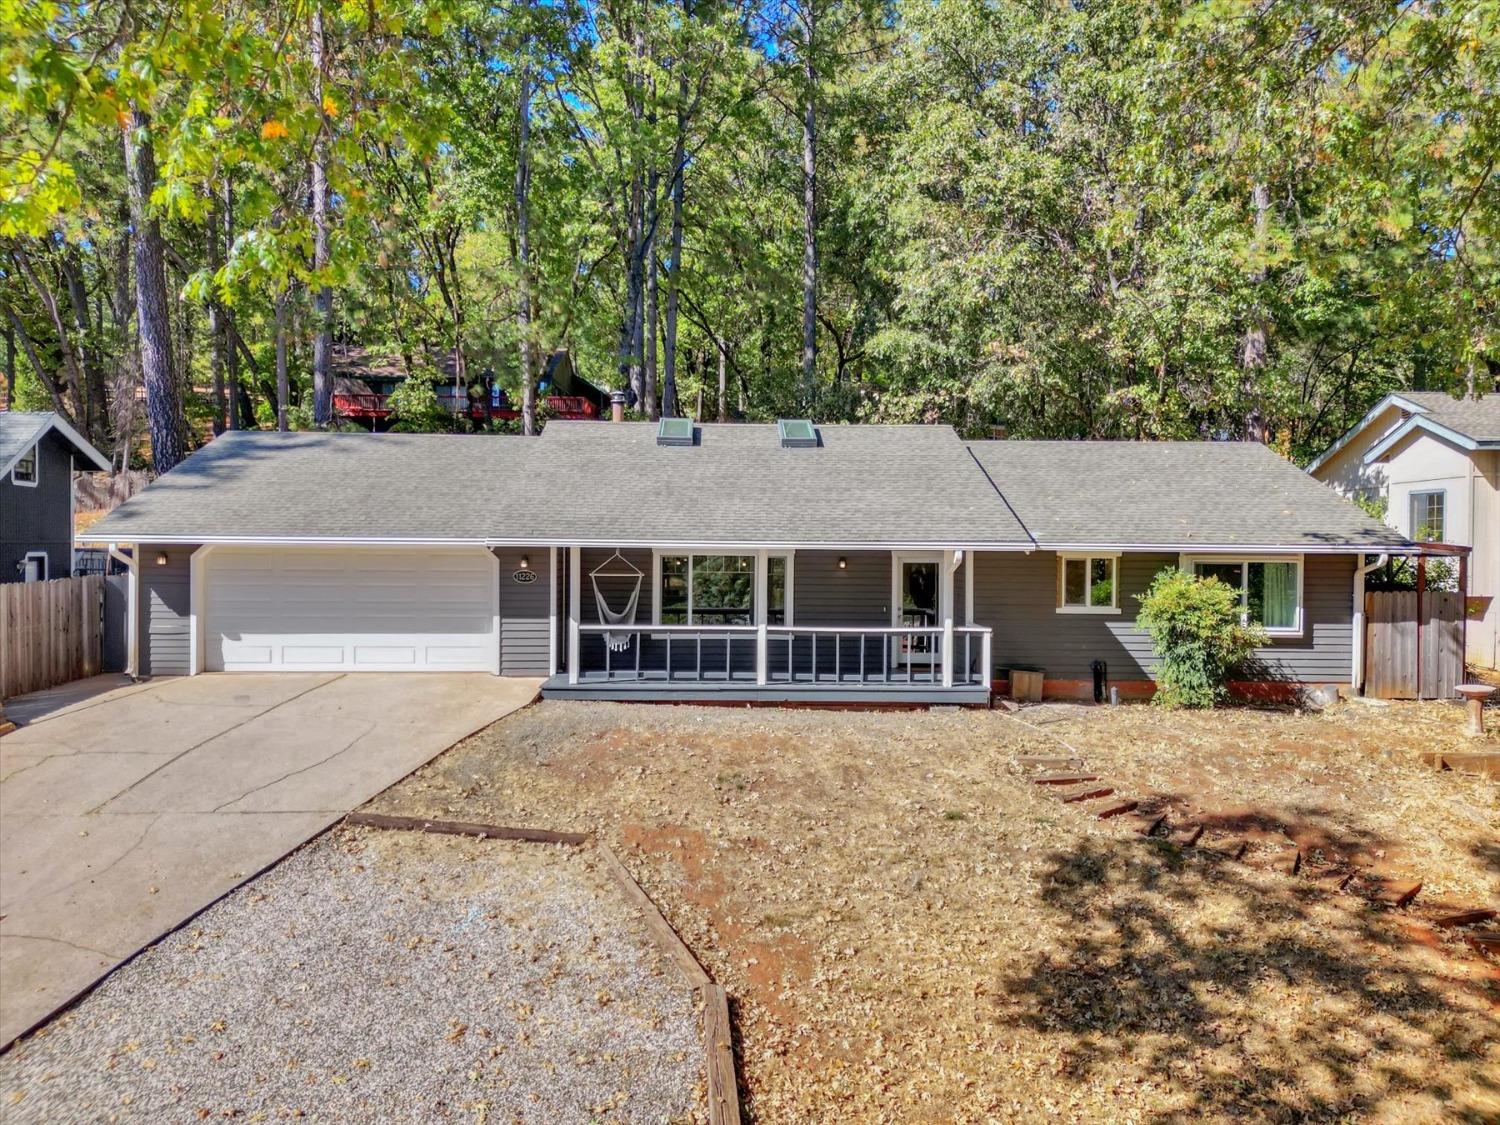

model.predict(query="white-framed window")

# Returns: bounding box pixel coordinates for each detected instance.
[11,443,38,486]
[653,552,794,627]
[1409,490,1445,542]
[1056,553,1120,614]
[1182,554,1303,636]
[21,551,48,582]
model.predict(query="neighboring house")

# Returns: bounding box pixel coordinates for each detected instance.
[1308,391,1499,669]
[331,346,608,428]
[0,411,111,583]
[81,421,1416,703]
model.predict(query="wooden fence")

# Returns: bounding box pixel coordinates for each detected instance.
[0,575,105,700]
[1364,590,1464,700]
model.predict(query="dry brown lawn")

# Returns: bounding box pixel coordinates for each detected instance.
[369,699,1500,1123]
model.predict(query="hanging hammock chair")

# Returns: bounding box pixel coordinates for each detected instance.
[589,550,643,652]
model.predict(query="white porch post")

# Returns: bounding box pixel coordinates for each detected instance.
[941,550,959,688]
[567,546,581,685]
[548,546,559,676]
[755,550,768,685]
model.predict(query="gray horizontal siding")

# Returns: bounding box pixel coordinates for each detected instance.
[972,551,1354,684]
[973,551,1171,682]
[140,543,194,676]
[1255,554,1354,682]
[495,548,552,676]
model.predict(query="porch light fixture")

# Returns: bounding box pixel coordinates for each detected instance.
[838,556,847,569]
[519,555,530,570]
[155,552,168,566]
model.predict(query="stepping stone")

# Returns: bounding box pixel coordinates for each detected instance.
[1095,800,1139,820]
[1015,755,1083,769]
[1367,879,1423,908]
[1433,908,1498,929]
[1309,867,1357,892]
[1032,773,1099,785]
[1209,838,1248,861]
[1437,752,1500,780]
[1059,785,1114,803]
[1129,812,1168,837]
[1173,824,1204,848]
[1463,931,1500,957]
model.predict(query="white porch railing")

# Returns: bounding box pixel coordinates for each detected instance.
[568,622,992,690]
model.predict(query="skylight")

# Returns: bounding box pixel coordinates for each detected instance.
[657,416,696,447]
[777,419,818,448]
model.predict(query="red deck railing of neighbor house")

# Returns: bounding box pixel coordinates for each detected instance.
[332,393,600,423]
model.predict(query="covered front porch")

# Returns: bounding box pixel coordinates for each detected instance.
[540,545,994,705]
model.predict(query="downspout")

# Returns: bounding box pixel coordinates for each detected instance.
[1351,552,1387,695]
[108,543,138,680]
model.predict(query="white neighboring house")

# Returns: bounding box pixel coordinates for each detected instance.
[1308,391,1500,669]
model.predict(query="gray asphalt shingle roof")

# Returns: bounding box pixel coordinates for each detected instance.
[0,411,111,476]
[82,423,1033,547]
[528,421,1031,546]
[967,440,1411,550]
[1396,391,1500,443]
[83,425,1407,550]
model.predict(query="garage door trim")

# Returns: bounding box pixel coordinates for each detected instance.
[190,543,501,675]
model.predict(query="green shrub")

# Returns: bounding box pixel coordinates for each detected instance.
[1136,568,1266,708]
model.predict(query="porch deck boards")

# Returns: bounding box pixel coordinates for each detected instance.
[540,673,991,705]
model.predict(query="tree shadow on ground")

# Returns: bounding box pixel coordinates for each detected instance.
[993,800,1499,1123]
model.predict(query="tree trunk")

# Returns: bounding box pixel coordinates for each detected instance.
[61,247,107,443]
[275,285,291,432]
[310,1,334,428]
[717,338,727,423]
[644,204,659,420]
[222,178,240,430]
[207,200,227,435]
[122,108,185,474]
[662,41,687,420]
[1240,181,1270,443]
[516,40,537,436]
[800,7,818,414]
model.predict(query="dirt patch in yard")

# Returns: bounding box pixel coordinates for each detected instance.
[0,826,705,1123]
[368,700,1499,1122]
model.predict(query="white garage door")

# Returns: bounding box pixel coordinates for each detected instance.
[204,546,498,672]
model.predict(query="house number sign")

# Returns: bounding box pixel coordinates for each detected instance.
[513,569,537,584]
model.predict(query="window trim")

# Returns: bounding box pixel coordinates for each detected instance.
[1056,552,1121,615]
[11,442,38,487]
[1179,553,1305,638]
[1408,488,1446,543]
[21,551,48,582]
[651,550,792,627]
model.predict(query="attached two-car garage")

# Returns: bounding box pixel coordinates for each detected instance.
[199,545,500,673]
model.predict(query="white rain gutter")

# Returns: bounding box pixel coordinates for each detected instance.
[1350,553,1389,694]
[108,544,138,680]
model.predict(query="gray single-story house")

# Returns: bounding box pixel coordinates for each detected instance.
[1,411,112,583]
[79,419,1416,703]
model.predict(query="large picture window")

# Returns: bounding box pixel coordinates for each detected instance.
[1057,553,1118,613]
[1187,556,1302,635]
[658,555,754,625]
[656,553,792,626]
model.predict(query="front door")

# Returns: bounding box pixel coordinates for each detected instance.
[892,553,942,666]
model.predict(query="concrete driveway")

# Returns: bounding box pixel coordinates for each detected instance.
[0,672,540,1049]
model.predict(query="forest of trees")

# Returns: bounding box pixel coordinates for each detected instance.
[1,0,1496,475]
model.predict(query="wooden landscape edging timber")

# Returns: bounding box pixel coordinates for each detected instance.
[342,810,591,846]
[342,811,742,1125]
